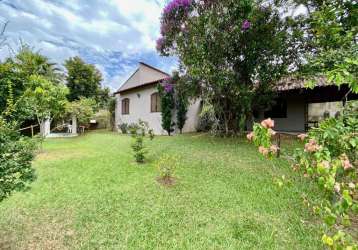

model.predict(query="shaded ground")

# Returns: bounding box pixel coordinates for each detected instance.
[0,131,322,249]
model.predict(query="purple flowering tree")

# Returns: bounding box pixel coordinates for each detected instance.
[157,0,305,134]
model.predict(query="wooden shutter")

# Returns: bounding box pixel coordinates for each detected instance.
[151,93,156,112]
[122,98,129,114]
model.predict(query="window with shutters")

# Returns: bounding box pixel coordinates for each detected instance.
[121,98,130,114]
[151,92,161,112]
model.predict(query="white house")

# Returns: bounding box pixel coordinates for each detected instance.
[114,62,200,135]
[115,63,358,134]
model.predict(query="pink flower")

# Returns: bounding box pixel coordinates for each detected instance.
[258,146,269,156]
[268,129,276,136]
[270,144,279,154]
[156,37,165,51]
[297,133,308,141]
[246,132,254,141]
[334,183,340,193]
[340,154,353,170]
[321,160,330,169]
[261,118,275,129]
[304,139,321,153]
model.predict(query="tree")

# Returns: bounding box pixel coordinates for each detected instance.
[66,98,96,126]
[174,73,189,134]
[0,47,63,124]
[157,0,304,134]
[158,78,175,135]
[297,0,358,93]
[21,75,68,136]
[64,57,103,101]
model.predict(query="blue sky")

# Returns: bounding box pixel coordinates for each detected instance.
[0,0,178,91]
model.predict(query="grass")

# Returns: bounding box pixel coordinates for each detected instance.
[0,131,322,249]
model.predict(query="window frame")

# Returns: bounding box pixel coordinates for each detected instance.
[121,98,130,115]
[150,92,161,113]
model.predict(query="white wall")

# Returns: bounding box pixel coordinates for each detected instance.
[115,85,201,135]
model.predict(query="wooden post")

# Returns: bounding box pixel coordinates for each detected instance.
[276,133,281,158]
[31,125,34,137]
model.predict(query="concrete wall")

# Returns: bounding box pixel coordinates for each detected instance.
[256,95,306,132]
[115,85,200,135]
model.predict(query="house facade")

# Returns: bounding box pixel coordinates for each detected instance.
[115,63,357,134]
[114,62,200,135]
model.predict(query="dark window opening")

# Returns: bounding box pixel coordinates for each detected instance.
[264,98,287,118]
[151,92,161,112]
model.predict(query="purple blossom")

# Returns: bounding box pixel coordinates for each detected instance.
[156,37,165,51]
[241,20,251,31]
[163,0,192,15]
[164,83,174,93]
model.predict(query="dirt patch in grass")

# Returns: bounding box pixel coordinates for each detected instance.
[156,176,176,187]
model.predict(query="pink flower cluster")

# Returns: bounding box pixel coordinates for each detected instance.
[161,78,174,93]
[258,145,279,157]
[163,0,192,15]
[246,132,254,141]
[304,139,321,153]
[340,154,353,170]
[297,133,308,141]
[261,118,274,129]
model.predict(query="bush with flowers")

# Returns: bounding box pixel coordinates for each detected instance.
[248,102,358,248]
[129,120,154,163]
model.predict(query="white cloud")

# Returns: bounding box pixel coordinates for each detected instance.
[0,0,177,91]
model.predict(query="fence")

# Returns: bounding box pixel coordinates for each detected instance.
[17,124,39,137]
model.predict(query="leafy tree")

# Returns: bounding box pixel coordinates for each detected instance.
[0,118,36,202]
[0,47,63,123]
[108,97,116,131]
[297,0,358,93]
[21,75,68,136]
[157,0,304,134]
[66,98,96,126]
[64,56,103,101]
[158,78,175,136]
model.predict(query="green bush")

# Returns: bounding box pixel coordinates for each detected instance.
[0,119,37,202]
[129,120,153,163]
[119,123,128,134]
[156,154,178,179]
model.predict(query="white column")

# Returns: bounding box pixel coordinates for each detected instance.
[72,115,77,134]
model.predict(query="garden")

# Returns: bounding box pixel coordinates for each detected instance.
[0,131,324,249]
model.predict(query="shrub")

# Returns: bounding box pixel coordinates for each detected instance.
[119,123,128,134]
[129,120,153,163]
[0,119,37,202]
[156,154,178,182]
[248,102,358,249]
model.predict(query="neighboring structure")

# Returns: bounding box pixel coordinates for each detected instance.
[253,77,358,132]
[115,64,357,134]
[114,62,200,135]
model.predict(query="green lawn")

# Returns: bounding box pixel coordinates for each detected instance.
[0,131,322,249]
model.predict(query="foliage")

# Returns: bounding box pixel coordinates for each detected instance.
[66,98,96,126]
[158,0,304,133]
[0,47,62,124]
[299,1,358,93]
[64,56,103,101]
[108,97,116,131]
[0,118,36,202]
[119,123,129,134]
[175,75,189,134]
[156,154,178,179]
[293,101,358,248]
[196,101,220,134]
[247,118,279,159]
[129,120,153,163]
[21,75,68,134]
[158,78,175,135]
[248,105,358,248]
